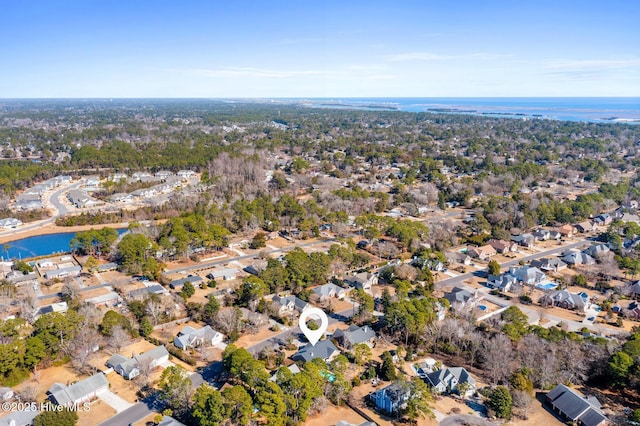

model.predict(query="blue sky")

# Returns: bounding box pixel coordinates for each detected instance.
[1,0,638,97]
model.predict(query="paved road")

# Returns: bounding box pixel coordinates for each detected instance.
[97,372,204,426]
[164,238,335,275]
[0,181,80,240]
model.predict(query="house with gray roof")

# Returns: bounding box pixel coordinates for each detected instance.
[487,273,517,292]
[344,272,378,290]
[0,407,39,426]
[272,295,309,315]
[541,290,592,312]
[444,287,483,310]
[531,257,567,272]
[174,325,224,350]
[510,265,547,286]
[157,416,186,426]
[561,250,595,266]
[425,367,476,397]
[546,384,608,426]
[511,233,536,248]
[6,271,38,287]
[206,268,239,281]
[47,372,109,407]
[127,284,167,300]
[44,265,82,280]
[370,382,410,415]
[158,416,187,426]
[445,251,471,266]
[312,283,348,301]
[269,364,301,382]
[68,189,99,208]
[584,244,610,258]
[106,345,169,380]
[292,340,339,363]
[336,421,376,426]
[333,325,376,349]
[169,275,203,289]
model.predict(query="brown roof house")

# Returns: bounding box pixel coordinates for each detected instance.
[556,224,575,237]
[487,239,518,254]
[467,245,496,261]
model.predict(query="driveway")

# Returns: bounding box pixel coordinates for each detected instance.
[439,414,499,426]
[98,390,134,413]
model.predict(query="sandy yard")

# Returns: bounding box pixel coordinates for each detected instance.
[13,365,86,402]
[305,405,367,426]
[76,399,116,426]
[234,326,283,349]
[105,370,143,403]
[79,286,113,300]
[152,320,200,343]
[133,412,160,426]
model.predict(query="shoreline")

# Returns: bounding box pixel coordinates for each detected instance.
[0,222,129,245]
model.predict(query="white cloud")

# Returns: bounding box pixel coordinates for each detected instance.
[383,52,508,62]
[544,58,640,71]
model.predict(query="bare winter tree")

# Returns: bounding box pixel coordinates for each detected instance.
[69,327,102,374]
[146,299,164,325]
[482,334,514,385]
[61,279,81,301]
[107,325,130,354]
[134,355,155,386]
[17,383,39,403]
[17,292,38,323]
[78,304,104,328]
[395,264,418,281]
[215,307,242,336]
[512,390,534,420]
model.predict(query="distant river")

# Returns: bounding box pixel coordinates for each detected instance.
[1,229,127,260]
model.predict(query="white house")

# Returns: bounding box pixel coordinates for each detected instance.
[47,373,109,407]
[106,345,169,380]
[174,325,224,350]
[0,218,22,229]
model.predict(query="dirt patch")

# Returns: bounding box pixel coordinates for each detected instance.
[77,399,116,426]
[12,365,85,402]
[105,371,142,404]
[305,404,367,426]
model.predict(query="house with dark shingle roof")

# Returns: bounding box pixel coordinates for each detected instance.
[370,382,410,415]
[47,372,109,407]
[272,295,309,315]
[291,340,339,363]
[169,275,203,289]
[333,325,376,349]
[425,367,476,396]
[344,272,378,290]
[444,287,483,310]
[546,384,609,426]
[531,257,567,272]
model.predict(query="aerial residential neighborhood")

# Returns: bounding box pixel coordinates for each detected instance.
[0,2,639,422]
[1,102,638,426]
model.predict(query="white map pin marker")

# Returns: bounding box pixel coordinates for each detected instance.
[299,307,328,346]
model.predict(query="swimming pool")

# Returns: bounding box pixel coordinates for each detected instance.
[478,305,487,311]
[536,282,558,290]
[320,370,336,382]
